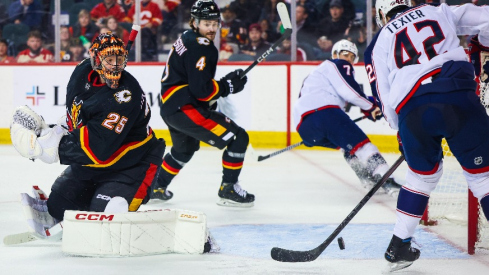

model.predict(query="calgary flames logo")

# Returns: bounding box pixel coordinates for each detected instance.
[114,90,132,103]
[67,99,83,132]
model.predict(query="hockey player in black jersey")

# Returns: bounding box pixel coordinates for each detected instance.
[10,32,166,231]
[150,0,254,207]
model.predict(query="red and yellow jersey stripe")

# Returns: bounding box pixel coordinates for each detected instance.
[161,84,188,103]
[181,105,226,136]
[80,126,154,168]
[197,80,219,102]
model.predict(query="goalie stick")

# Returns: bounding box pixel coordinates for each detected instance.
[271,155,405,262]
[240,2,292,79]
[125,24,141,52]
[3,186,62,246]
[257,116,367,161]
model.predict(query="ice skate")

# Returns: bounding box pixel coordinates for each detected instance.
[384,235,420,272]
[151,187,173,201]
[19,186,62,240]
[382,178,402,197]
[217,182,254,208]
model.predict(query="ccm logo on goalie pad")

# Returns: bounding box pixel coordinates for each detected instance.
[180,213,198,220]
[75,213,114,221]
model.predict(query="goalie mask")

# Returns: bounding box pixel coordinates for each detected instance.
[331,39,359,64]
[375,0,411,28]
[89,32,127,89]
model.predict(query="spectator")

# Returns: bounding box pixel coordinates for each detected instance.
[46,26,71,58]
[220,4,247,48]
[90,0,126,27]
[7,0,42,30]
[70,10,99,44]
[259,0,285,30]
[0,39,16,63]
[316,0,352,45]
[124,0,162,61]
[16,30,53,63]
[106,16,129,44]
[345,23,366,62]
[315,35,334,59]
[240,23,270,57]
[231,0,263,26]
[67,38,86,62]
[318,0,356,22]
[160,0,180,43]
[276,37,307,61]
[295,4,317,48]
[259,18,280,44]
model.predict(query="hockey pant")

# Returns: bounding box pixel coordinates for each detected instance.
[154,105,249,188]
[395,91,489,239]
[47,141,165,221]
[297,107,389,177]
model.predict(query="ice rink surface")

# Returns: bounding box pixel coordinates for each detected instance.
[1,145,488,274]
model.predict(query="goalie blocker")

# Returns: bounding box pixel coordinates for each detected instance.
[62,209,217,256]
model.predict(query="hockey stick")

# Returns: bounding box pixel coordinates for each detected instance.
[240,2,292,79]
[126,24,141,52]
[3,223,63,245]
[257,116,367,161]
[271,155,405,262]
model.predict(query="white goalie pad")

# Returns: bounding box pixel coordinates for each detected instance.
[62,209,209,257]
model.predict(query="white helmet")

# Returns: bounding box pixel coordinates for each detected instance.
[331,39,359,64]
[375,0,411,28]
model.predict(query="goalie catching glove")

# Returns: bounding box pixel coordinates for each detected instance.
[219,69,247,97]
[10,106,68,164]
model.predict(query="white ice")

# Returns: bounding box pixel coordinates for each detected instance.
[1,145,488,274]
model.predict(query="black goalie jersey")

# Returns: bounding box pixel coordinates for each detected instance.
[160,30,228,117]
[58,59,162,178]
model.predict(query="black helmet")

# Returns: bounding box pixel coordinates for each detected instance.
[190,0,220,21]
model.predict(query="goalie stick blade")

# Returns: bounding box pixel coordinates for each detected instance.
[271,247,319,262]
[3,232,38,245]
[277,3,292,30]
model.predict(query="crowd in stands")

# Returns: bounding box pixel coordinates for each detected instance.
[0,0,485,64]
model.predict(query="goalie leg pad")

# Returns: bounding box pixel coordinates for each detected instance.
[62,209,211,257]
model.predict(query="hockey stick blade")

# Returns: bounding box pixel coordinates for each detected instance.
[277,3,292,30]
[3,223,63,245]
[241,4,291,79]
[271,156,405,262]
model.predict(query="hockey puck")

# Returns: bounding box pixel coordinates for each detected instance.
[337,237,345,250]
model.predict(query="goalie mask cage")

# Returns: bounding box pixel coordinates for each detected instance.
[420,140,489,255]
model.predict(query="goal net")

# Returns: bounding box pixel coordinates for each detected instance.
[420,140,489,254]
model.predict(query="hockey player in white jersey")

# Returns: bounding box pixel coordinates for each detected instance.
[366,0,489,271]
[293,39,402,196]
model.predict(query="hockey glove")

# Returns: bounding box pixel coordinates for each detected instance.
[361,97,383,122]
[219,69,247,97]
[397,131,404,156]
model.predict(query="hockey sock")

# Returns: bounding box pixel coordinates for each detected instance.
[394,186,430,238]
[222,128,248,184]
[157,149,192,188]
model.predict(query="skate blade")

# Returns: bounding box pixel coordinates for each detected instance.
[385,261,414,273]
[216,198,254,208]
